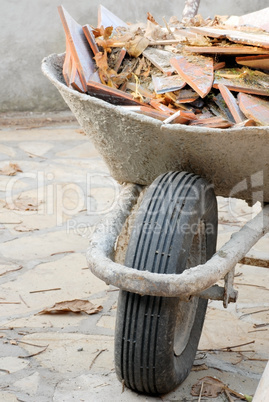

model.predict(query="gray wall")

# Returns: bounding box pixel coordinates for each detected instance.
[0,0,267,112]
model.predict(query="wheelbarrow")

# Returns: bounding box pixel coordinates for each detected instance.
[42,53,269,395]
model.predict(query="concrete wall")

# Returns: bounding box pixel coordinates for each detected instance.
[0,0,267,112]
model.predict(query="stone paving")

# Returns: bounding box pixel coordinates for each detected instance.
[0,115,268,401]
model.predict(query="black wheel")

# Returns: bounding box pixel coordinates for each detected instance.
[114,171,218,395]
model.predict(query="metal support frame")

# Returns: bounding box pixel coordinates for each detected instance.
[86,184,269,303]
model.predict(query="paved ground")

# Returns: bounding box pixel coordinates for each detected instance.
[0,114,268,401]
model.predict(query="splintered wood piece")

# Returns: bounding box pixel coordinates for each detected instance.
[218,84,246,123]
[238,93,269,126]
[189,27,269,49]
[176,89,200,103]
[98,5,127,29]
[63,40,72,86]
[87,81,144,106]
[125,82,154,99]
[122,106,168,121]
[82,24,100,55]
[149,99,174,115]
[58,6,96,92]
[189,116,233,128]
[114,48,127,73]
[236,55,269,71]
[185,45,269,55]
[143,48,175,75]
[152,75,186,94]
[163,109,197,124]
[214,68,269,96]
[170,55,214,98]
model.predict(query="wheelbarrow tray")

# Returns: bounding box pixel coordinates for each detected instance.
[42,53,269,203]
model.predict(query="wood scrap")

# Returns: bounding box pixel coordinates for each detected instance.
[185,45,269,55]
[152,74,186,94]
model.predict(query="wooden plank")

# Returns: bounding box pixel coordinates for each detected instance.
[238,93,269,126]
[98,5,127,29]
[58,6,96,92]
[143,48,175,75]
[189,26,269,49]
[218,84,246,123]
[236,55,269,71]
[170,54,214,98]
[214,68,269,96]
[82,24,100,55]
[86,81,144,106]
[185,45,269,55]
[152,75,186,94]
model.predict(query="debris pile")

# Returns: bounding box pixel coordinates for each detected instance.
[58,5,269,128]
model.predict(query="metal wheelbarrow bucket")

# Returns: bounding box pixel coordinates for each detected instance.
[42,53,269,395]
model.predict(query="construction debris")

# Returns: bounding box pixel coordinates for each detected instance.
[58,4,269,128]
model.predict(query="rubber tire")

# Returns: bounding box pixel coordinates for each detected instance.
[114,171,218,395]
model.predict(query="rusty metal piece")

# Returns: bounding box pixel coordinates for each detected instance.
[58,6,96,92]
[218,84,246,124]
[170,55,213,98]
[236,55,269,71]
[238,93,269,126]
[86,183,269,299]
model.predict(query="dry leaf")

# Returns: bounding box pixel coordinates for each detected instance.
[37,299,103,315]
[191,376,225,398]
[0,163,22,176]
[147,12,159,25]
[126,35,150,57]
[93,25,113,40]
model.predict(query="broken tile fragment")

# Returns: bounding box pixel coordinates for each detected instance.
[185,45,269,55]
[236,55,269,71]
[58,6,96,92]
[87,81,143,106]
[152,75,186,94]
[214,68,269,96]
[97,5,127,29]
[82,25,100,55]
[122,106,168,121]
[170,54,214,98]
[238,93,269,126]
[189,116,233,128]
[225,7,269,33]
[143,48,175,75]
[218,84,246,123]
